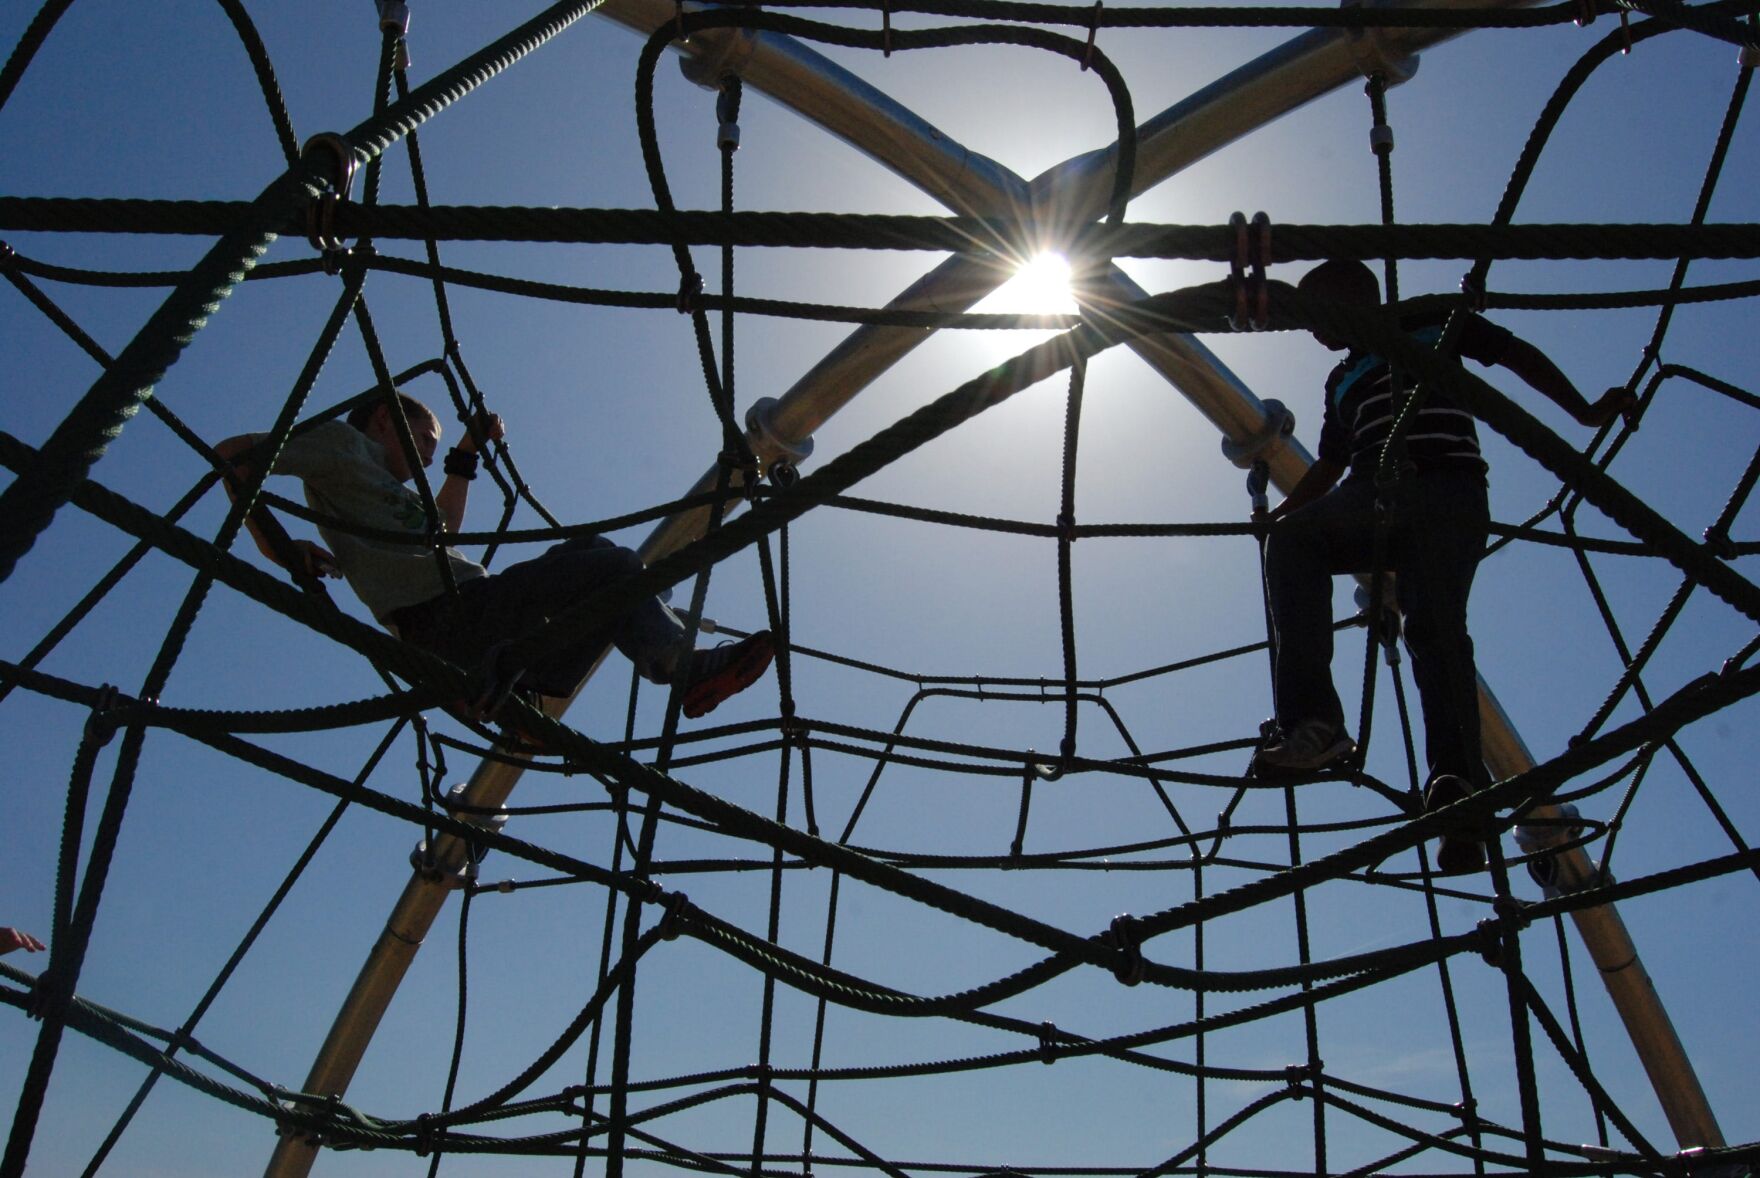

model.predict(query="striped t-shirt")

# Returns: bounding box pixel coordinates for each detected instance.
[1316,311,1512,477]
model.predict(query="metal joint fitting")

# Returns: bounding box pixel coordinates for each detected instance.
[1340,0,1420,84]
[676,16,759,90]
[718,122,741,151]
[1369,124,1394,155]
[300,133,358,199]
[377,1,410,35]
[1220,398,1294,468]
[1741,43,1760,69]
[745,396,815,471]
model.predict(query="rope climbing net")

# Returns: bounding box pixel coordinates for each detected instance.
[2,1,1759,1176]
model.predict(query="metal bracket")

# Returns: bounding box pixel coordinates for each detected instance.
[1514,802,1590,895]
[410,784,510,889]
[745,396,815,469]
[676,9,760,90]
[1220,398,1294,468]
[1340,0,1420,85]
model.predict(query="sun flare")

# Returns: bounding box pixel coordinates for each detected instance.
[991,251,1078,315]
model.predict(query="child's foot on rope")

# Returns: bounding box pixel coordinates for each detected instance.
[1255,719,1354,776]
[1424,774,1488,876]
[680,630,776,719]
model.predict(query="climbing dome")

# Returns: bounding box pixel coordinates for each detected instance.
[4,1,1759,1175]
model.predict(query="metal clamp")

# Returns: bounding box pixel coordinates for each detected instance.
[301,133,359,271]
[1220,398,1294,468]
[1340,0,1420,84]
[1226,212,1271,331]
[410,784,509,888]
[377,1,410,35]
[745,396,815,470]
[1513,803,1591,895]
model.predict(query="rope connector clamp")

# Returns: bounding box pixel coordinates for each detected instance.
[301,133,358,272]
[1103,913,1146,986]
[1369,123,1394,156]
[1284,1062,1310,1097]
[657,890,691,939]
[882,0,893,57]
[1703,526,1738,560]
[1226,212,1271,331]
[1573,0,1596,27]
[84,683,122,748]
[1037,1021,1060,1064]
[1741,42,1760,70]
[676,271,704,314]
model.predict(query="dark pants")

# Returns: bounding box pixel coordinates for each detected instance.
[1265,467,1490,787]
[392,535,686,697]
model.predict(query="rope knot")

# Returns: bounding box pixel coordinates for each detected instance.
[1102,913,1146,986]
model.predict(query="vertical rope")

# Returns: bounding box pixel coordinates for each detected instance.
[1056,349,1086,765]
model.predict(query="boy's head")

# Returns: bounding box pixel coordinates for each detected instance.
[349,392,440,483]
[1297,259,1381,352]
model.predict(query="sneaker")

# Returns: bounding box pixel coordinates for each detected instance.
[1424,774,1488,876]
[679,630,776,719]
[1255,719,1354,775]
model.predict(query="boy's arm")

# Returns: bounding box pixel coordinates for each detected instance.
[1270,456,1344,520]
[1497,336,1633,427]
[213,435,338,581]
[434,413,504,535]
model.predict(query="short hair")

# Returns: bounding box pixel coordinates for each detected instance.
[346,391,435,433]
[1297,259,1381,308]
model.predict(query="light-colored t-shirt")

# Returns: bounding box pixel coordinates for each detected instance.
[252,420,484,620]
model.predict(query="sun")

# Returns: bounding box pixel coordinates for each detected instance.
[984,251,1079,316]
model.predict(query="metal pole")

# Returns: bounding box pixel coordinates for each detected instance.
[269,2,1722,1172]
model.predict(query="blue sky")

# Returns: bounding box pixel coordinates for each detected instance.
[3,2,1758,1175]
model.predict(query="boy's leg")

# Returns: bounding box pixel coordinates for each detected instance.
[1265,475,1379,737]
[518,536,689,692]
[426,535,687,696]
[1392,469,1491,789]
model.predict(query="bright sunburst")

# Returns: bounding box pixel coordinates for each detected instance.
[987,251,1078,315]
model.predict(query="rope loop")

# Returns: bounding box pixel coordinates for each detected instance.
[1082,0,1103,71]
[1226,211,1271,331]
[1102,913,1146,986]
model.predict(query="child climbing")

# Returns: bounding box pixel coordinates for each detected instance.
[1255,259,1631,872]
[215,394,774,731]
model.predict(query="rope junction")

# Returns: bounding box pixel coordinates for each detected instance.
[2,1,1758,1176]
